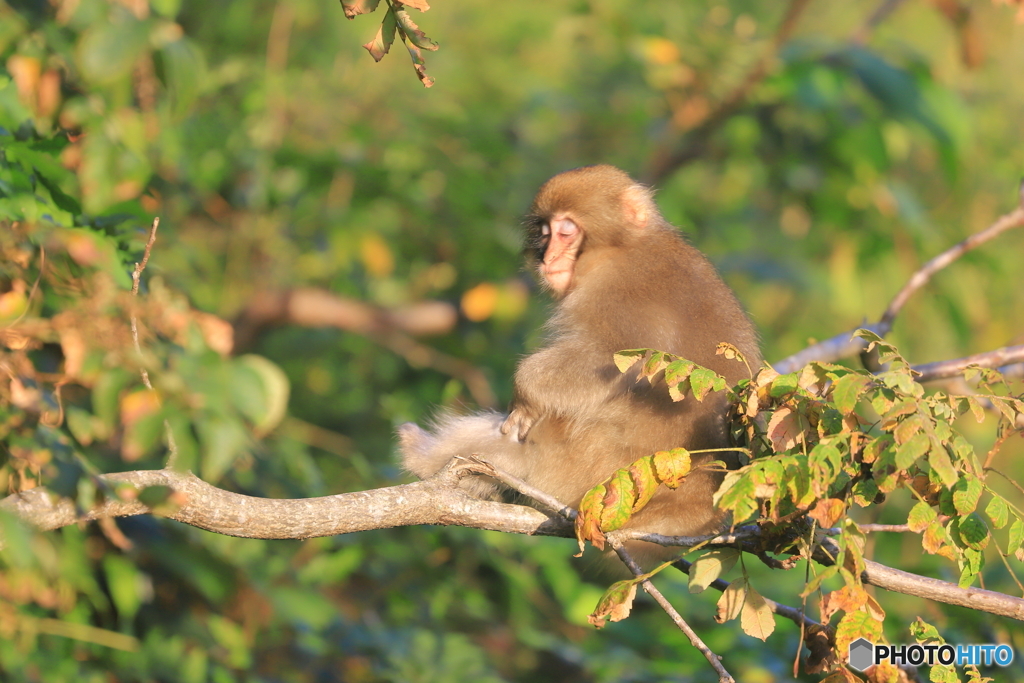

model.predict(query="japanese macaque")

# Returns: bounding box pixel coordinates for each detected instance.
[400,165,761,556]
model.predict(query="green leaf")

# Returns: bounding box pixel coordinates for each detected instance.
[769,372,799,398]
[689,366,725,401]
[907,500,937,532]
[234,354,290,435]
[92,368,132,432]
[197,413,249,483]
[123,407,166,461]
[928,442,959,488]
[165,411,199,473]
[957,513,989,551]
[77,18,151,84]
[985,495,1009,529]
[1009,519,1024,555]
[951,475,982,516]
[831,373,870,415]
[104,554,142,622]
[160,38,207,120]
[714,471,757,523]
[894,431,929,470]
[599,468,636,532]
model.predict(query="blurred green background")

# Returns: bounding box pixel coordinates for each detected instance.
[1,0,1023,680]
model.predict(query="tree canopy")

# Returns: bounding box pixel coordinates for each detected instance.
[1,1,1023,681]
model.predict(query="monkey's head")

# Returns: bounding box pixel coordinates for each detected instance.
[525,165,659,298]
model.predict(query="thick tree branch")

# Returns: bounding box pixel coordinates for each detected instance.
[4,467,1023,621]
[812,540,1024,621]
[234,288,496,408]
[913,346,1024,382]
[0,466,570,539]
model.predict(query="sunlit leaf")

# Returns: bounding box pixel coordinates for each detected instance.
[714,577,745,623]
[599,468,636,532]
[613,349,648,373]
[688,548,739,593]
[740,583,775,641]
[985,495,1009,529]
[341,0,382,19]
[588,579,638,629]
[362,8,397,62]
[652,448,691,488]
[394,7,438,51]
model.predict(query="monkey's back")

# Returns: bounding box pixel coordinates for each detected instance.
[530,226,760,537]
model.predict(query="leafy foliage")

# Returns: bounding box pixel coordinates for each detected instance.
[574,334,1023,673]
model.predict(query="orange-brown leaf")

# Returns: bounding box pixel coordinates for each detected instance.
[588,580,638,629]
[808,498,846,529]
[767,407,804,452]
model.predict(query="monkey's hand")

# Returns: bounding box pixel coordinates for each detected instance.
[500,407,535,443]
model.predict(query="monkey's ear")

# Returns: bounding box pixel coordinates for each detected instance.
[621,184,656,229]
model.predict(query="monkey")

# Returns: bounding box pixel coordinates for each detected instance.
[400,165,761,559]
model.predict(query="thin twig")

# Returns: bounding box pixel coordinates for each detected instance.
[609,537,735,683]
[878,205,1024,334]
[463,457,734,679]
[773,194,1024,374]
[130,218,160,390]
[459,456,577,520]
[129,218,179,467]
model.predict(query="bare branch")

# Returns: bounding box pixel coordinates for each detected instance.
[0,467,571,539]
[773,198,1024,374]
[912,345,1024,382]
[235,288,496,408]
[878,205,1024,334]
[128,218,180,467]
[4,469,1023,621]
[811,541,1024,621]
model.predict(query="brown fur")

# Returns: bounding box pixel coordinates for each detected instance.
[400,165,761,561]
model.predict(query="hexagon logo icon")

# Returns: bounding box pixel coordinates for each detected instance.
[848,638,875,671]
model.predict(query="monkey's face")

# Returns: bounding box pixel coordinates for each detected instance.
[534,214,583,296]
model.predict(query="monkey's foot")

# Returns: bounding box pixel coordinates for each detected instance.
[499,409,534,443]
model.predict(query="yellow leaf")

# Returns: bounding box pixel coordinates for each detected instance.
[740,584,775,641]
[652,448,691,488]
